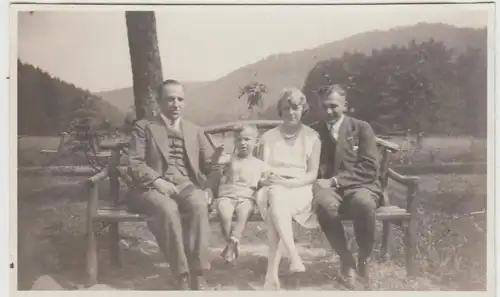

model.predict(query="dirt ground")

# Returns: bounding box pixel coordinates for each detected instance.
[16,173,486,291]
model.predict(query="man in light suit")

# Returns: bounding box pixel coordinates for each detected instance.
[127,79,220,290]
[311,84,382,289]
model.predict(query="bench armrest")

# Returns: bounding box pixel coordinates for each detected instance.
[99,139,129,150]
[387,168,420,214]
[84,168,109,187]
[83,169,109,219]
[387,168,419,187]
[83,169,108,224]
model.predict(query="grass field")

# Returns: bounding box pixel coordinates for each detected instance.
[16,172,487,291]
[388,136,487,165]
[18,134,487,167]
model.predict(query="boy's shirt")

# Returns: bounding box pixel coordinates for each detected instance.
[218,154,269,200]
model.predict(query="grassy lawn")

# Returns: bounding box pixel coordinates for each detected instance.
[18,135,487,167]
[16,172,487,291]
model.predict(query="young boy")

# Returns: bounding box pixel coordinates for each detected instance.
[213,124,269,264]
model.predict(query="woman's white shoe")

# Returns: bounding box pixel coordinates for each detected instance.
[263,275,281,290]
[289,260,306,274]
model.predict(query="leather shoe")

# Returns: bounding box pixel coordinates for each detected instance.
[174,275,190,290]
[190,274,208,290]
[357,257,371,289]
[340,261,356,290]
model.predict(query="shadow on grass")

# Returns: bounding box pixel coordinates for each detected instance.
[18,173,487,291]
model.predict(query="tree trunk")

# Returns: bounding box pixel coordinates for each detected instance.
[125,11,163,120]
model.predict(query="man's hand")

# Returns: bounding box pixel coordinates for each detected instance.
[211,144,227,164]
[153,178,178,196]
[314,178,333,190]
[218,153,232,165]
[205,188,214,206]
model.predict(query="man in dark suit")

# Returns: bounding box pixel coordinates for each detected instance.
[311,84,382,289]
[127,79,220,290]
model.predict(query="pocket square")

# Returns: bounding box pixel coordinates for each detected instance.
[347,136,359,148]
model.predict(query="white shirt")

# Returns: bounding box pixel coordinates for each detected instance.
[160,113,181,133]
[328,114,345,141]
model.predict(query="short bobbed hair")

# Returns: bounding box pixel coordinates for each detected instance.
[276,87,309,118]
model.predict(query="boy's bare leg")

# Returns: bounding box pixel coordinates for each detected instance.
[215,198,238,262]
[232,199,254,242]
[228,199,254,261]
[215,198,236,241]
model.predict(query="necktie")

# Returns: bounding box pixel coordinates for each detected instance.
[329,121,337,140]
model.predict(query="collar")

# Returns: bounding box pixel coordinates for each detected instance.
[328,114,345,131]
[160,113,181,130]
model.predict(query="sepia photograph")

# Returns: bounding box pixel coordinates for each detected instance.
[12,2,494,292]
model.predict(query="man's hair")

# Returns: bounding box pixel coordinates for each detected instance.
[157,79,183,96]
[316,84,347,99]
[233,124,259,138]
[276,87,309,118]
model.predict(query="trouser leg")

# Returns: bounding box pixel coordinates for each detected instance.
[132,189,190,277]
[313,187,355,268]
[343,188,379,261]
[177,187,211,273]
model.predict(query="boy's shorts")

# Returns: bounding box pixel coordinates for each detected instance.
[214,196,256,209]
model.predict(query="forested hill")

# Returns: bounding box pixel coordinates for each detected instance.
[300,39,487,137]
[18,60,125,136]
[98,22,487,136]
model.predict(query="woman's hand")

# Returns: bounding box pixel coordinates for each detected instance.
[314,178,332,190]
[268,173,287,185]
[260,172,283,187]
[261,173,295,188]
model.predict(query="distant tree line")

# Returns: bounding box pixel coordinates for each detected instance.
[18,60,124,136]
[302,39,487,137]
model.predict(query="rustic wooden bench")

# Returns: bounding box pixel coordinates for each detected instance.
[83,120,420,286]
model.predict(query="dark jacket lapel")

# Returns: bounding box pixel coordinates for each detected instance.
[323,121,336,145]
[148,115,170,162]
[333,115,350,174]
[315,121,337,178]
[319,122,335,177]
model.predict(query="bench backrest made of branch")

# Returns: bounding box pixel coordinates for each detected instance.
[103,119,400,206]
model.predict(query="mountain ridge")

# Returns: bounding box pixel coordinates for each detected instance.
[18,60,125,136]
[98,22,486,125]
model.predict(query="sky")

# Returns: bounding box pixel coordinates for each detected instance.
[16,4,489,93]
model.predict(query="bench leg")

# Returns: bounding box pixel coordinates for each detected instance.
[110,223,122,267]
[86,225,98,286]
[405,219,416,277]
[380,221,392,262]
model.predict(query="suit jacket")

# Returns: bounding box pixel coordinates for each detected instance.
[311,115,382,196]
[127,115,215,191]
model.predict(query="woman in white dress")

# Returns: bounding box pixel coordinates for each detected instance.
[257,87,322,290]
